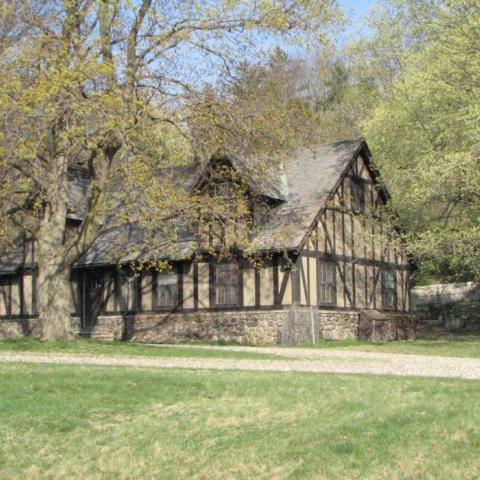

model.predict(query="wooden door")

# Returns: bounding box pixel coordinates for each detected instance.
[85,273,104,327]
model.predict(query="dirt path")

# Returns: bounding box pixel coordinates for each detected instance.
[1,348,480,380]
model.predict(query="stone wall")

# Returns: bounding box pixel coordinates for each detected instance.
[281,305,320,344]
[414,303,480,336]
[281,305,413,343]
[412,282,480,335]
[412,282,480,307]
[0,308,413,343]
[0,318,37,339]
[0,315,123,340]
[318,311,360,340]
[127,310,289,344]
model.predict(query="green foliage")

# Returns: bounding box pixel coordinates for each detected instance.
[363,0,480,280]
[0,1,342,338]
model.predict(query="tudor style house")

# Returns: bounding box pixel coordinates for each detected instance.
[0,140,412,343]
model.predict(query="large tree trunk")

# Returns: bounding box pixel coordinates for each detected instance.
[35,152,75,341]
[36,256,74,341]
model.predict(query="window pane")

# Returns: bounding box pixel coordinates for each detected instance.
[351,178,365,212]
[318,261,336,306]
[216,263,239,306]
[0,279,10,316]
[383,270,396,309]
[156,272,178,307]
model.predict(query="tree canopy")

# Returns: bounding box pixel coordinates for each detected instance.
[0,0,342,339]
[243,0,480,282]
[361,0,480,281]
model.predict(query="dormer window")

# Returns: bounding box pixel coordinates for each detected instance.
[35,204,46,219]
[351,177,365,213]
[213,182,234,200]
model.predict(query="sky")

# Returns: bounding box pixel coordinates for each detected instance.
[341,0,375,14]
[339,0,377,40]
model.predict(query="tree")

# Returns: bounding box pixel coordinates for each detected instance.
[225,47,367,145]
[362,0,480,280]
[225,48,319,149]
[0,0,341,340]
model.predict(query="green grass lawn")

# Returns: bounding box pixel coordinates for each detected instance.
[0,363,479,479]
[308,335,480,358]
[0,337,285,360]
[3,335,480,360]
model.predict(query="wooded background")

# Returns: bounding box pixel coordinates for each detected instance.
[228,0,479,284]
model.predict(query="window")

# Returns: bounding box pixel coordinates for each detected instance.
[215,263,240,306]
[156,272,178,307]
[318,261,336,306]
[0,277,11,316]
[351,177,365,213]
[213,182,234,201]
[35,205,46,219]
[383,270,397,310]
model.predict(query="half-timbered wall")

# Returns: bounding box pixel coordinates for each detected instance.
[133,257,286,313]
[0,154,410,322]
[296,153,410,312]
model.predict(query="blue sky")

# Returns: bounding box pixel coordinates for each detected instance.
[341,0,375,15]
[339,0,376,39]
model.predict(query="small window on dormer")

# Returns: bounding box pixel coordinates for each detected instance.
[351,177,365,213]
[213,182,234,199]
[35,205,46,219]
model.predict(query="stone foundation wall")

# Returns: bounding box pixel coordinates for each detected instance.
[0,318,37,339]
[0,308,413,343]
[145,306,412,345]
[126,310,289,344]
[318,312,360,340]
[0,315,123,340]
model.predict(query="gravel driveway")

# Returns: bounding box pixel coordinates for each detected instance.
[1,347,480,380]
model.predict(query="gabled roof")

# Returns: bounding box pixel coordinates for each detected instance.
[250,139,365,251]
[0,139,385,272]
[72,139,370,266]
[227,153,289,202]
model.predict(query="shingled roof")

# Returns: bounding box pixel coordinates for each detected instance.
[74,220,197,268]
[0,139,370,272]
[251,140,365,251]
[72,139,366,266]
[67,176,90,220]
